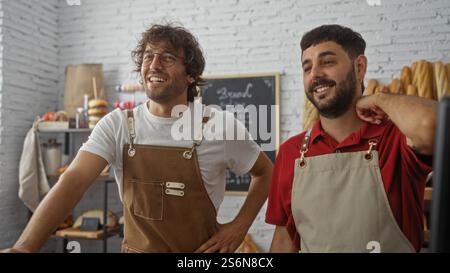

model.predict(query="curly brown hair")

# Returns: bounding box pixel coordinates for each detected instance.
[132,23,206,102]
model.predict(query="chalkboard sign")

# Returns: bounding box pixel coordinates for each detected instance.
[201,73,280,195]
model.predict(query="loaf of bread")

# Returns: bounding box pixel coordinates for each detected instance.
[434,61,450,100]
[400,66,412,90]
[431,61,438,99]
[88,99,109,129]
[415,60,434,99]
[365,79,378,96]
[406,84,418,96]
[389,78,402,94]
[446,63,450,79]
[375,85,387,94]
[411,61,418,85]
[303,97,319,131]
[88,99,108,108]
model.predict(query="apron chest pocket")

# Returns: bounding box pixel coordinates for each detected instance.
[130,179,164,220]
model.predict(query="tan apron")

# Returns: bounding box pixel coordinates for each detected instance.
[291,129,415,253]
[121,110,218,252]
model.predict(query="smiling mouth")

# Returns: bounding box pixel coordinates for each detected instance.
[313,84,335,95]
[148,76,167,83]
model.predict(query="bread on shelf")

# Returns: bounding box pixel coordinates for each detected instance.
[366,79,378,96]
[434,61,450,100]
[303,96,319,131]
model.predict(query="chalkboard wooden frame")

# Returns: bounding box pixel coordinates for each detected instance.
[201,72,280,196]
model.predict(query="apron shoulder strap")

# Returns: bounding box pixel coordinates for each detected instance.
[126,110,136,140]
[298,129,312,167]
[126,110,137,158]
[301,128,312,152]
[193,106,210,146]
[202,106,211,124]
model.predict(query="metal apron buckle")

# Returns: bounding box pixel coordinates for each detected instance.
[127,111,136,158]
[365,139,378,161]
[298,134,310,168]
[183,149,193,160]
[128,146,136,157]
[183,135,202,160]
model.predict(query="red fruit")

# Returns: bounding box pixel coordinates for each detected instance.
[42,111,55,121]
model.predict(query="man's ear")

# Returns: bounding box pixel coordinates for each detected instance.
[187,75,195,84]
[355,55,367,84]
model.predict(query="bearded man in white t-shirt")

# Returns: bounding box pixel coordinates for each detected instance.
[6,23,273,253]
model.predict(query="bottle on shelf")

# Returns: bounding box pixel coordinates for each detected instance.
[75,94,90,129]
[42,138,62,176]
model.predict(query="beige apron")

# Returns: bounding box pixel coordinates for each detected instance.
[291,129,415,253]
[121,110,218,252]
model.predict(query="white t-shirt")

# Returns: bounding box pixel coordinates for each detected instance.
[80,101,261,210]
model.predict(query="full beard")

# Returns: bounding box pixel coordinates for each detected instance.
[306,68,357,119]
[144,80,180,103]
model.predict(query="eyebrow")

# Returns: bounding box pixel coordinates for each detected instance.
[302,51,337,67]
[144,48,176,55]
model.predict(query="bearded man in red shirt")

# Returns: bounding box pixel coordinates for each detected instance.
[266,24,436,253]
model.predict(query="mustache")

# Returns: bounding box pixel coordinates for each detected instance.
[308,78,336,93]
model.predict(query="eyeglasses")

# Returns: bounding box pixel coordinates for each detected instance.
[143,51,182,68]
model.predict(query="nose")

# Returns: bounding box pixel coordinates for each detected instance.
[149,54,163,70]
[310,63,324,79]
[304,63,325,92]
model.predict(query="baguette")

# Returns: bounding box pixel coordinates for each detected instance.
[430,61,438,100]
[389,78,402,94]
[447,63,450,81]
[434,61,449,100]
[366,79,378,96]
[406,84,418,96]
[411,61,418,85]
[375,85,387,94]
[400,66,412,89]
[416,60,434,99]
[303,97,319,131]
[412,60,424,87]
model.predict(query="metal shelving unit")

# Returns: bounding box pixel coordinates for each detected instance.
[38,128,118,253]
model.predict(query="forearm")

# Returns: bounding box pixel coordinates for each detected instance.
[376,93,437,154]
[232,169,271,230]
[14,171,91,252]
[270,226,297,253]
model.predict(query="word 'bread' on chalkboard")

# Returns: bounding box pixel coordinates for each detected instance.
[201,73,280,194]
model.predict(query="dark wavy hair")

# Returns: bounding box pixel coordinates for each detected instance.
[300,24,366,92]
[132,23,206,102]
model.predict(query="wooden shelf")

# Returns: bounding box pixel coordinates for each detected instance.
[54,227,119,240]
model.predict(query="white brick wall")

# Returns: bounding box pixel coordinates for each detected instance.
[55,0,450,252]
[0,0,59,250]
[1,0,450,252]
